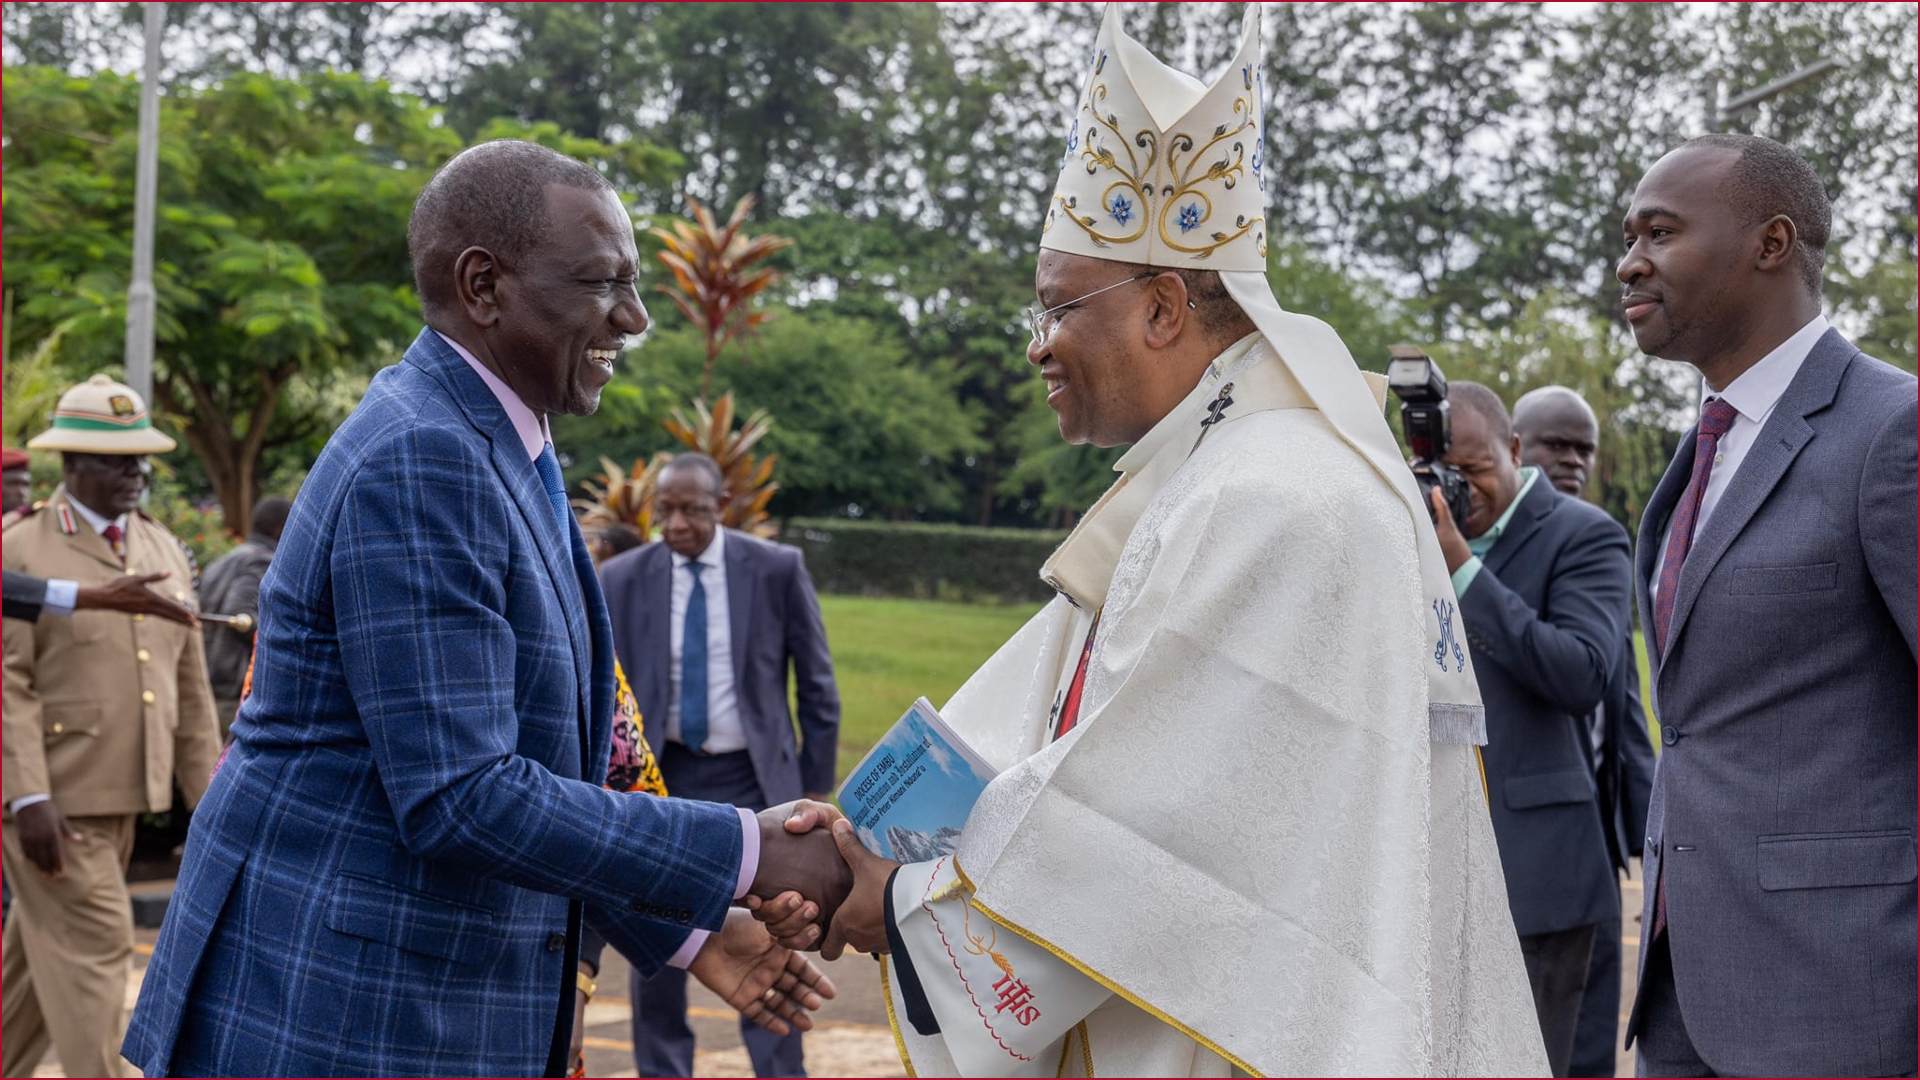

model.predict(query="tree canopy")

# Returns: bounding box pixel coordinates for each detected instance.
[4,1,1912,534]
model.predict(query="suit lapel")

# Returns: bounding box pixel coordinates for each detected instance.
[725,531,757,691]
[650,545,675,718]
[1482,479,1556,577]
[576,522,615,779]
[1636,439,1694,674]
[50,488,125,574]
[1662,333,1850,661]
[404,329,596,752]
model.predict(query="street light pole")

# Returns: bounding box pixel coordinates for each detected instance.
[124,1,164,405]
[1712,57,1846,131]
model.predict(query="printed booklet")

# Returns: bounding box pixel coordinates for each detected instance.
[835,697,999,861]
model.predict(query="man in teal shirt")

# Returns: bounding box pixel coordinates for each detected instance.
[1426,382,1632,1078]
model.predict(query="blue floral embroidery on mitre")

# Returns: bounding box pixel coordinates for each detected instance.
[1252,70,1268,191]
[1177,203,1201,233]
[1108,194,1133,225]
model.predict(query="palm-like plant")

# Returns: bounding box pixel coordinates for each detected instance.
[574,396,780,539]
[575,451,672,538]
[649,194,793,397]
[663,392,779,538]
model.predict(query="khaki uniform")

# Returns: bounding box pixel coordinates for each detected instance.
[1,487,222,1078]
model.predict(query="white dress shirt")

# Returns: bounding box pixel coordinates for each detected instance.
[10,494,128,816]
[1651,314,1830,603]
[666,528,746,753]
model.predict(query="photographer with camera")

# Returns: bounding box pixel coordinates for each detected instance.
[1404,373,1633,1077]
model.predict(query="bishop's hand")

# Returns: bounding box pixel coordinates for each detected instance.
[821,818,898,961]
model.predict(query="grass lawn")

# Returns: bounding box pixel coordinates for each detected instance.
[815,594,1044,784]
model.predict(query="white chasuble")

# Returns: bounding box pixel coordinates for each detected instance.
[881,339,1547,1077]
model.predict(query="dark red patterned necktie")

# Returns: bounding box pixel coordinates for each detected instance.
[1649,397,1739,941]
[1650,397,1740,654]
[101,522,126,564]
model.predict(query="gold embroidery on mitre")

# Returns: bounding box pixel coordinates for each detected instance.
[1052,78,1155,249]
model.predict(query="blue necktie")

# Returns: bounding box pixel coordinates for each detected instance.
[680,562,709,753]
[533,444,573,542]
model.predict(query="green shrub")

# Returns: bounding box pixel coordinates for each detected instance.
[782,517,1067,604]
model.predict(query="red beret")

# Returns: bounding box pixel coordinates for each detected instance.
[1,448,28,470]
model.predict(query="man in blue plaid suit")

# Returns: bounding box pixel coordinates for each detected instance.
[124,141,847,1078]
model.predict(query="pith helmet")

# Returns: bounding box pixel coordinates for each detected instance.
[27,374,177,454]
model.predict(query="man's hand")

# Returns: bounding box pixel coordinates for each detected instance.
[821,818,899,961]
[15,800,83,879]
[1430,487,1472,574]
[747,800,848,949]
[75,572,199,627]
[689,908,838,1036]
[748,800,852,940]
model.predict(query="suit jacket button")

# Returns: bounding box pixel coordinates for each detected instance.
[1662,726,1680,746]
[546,933,566,952]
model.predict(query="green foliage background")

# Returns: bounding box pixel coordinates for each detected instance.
[3,1,1913,546]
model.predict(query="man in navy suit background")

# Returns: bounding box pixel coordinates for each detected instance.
[1512,385,1657,1077]
[1618,134,1915,1077]
[1429,382,1633,1076]
[600,452,840,1078]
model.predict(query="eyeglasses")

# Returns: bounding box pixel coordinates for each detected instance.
[1024,272,1156,347]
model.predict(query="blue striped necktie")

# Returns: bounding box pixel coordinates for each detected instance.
[680,562,710,752]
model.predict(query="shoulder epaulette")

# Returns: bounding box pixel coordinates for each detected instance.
[0,502,40,532]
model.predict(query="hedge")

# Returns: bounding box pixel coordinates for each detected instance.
[781,517,1068,604]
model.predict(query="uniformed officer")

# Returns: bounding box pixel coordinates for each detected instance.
[2,447,31,520]
[1,375,222,1079]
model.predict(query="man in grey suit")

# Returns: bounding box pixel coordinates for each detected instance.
[600,452,841,1078]
[1431,382,1633,1076]
[1618,133,1917,1077]
[1514,385,1658,1078]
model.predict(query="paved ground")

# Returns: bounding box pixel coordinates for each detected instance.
[34,868,1644,1077]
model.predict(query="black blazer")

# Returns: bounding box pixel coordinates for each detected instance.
[2,569,49,623]
[600,530,841,802]
[1459,477,1632,936]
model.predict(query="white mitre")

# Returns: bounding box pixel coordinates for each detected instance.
[1043,4,1267,269]
[1043,3,1485,741]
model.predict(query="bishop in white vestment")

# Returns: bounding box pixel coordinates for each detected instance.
[778,7,1549,1076]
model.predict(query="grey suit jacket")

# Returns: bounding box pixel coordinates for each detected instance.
[600,530,840,803]
[1625,329,1917,1076]
[1460,478,1632,936]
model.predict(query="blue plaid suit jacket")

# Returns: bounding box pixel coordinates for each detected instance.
[124,330,746,1078]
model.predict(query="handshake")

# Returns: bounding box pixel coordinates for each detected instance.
[744,800,899,959]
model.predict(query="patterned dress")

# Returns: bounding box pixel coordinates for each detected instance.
[605,660,668,796]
